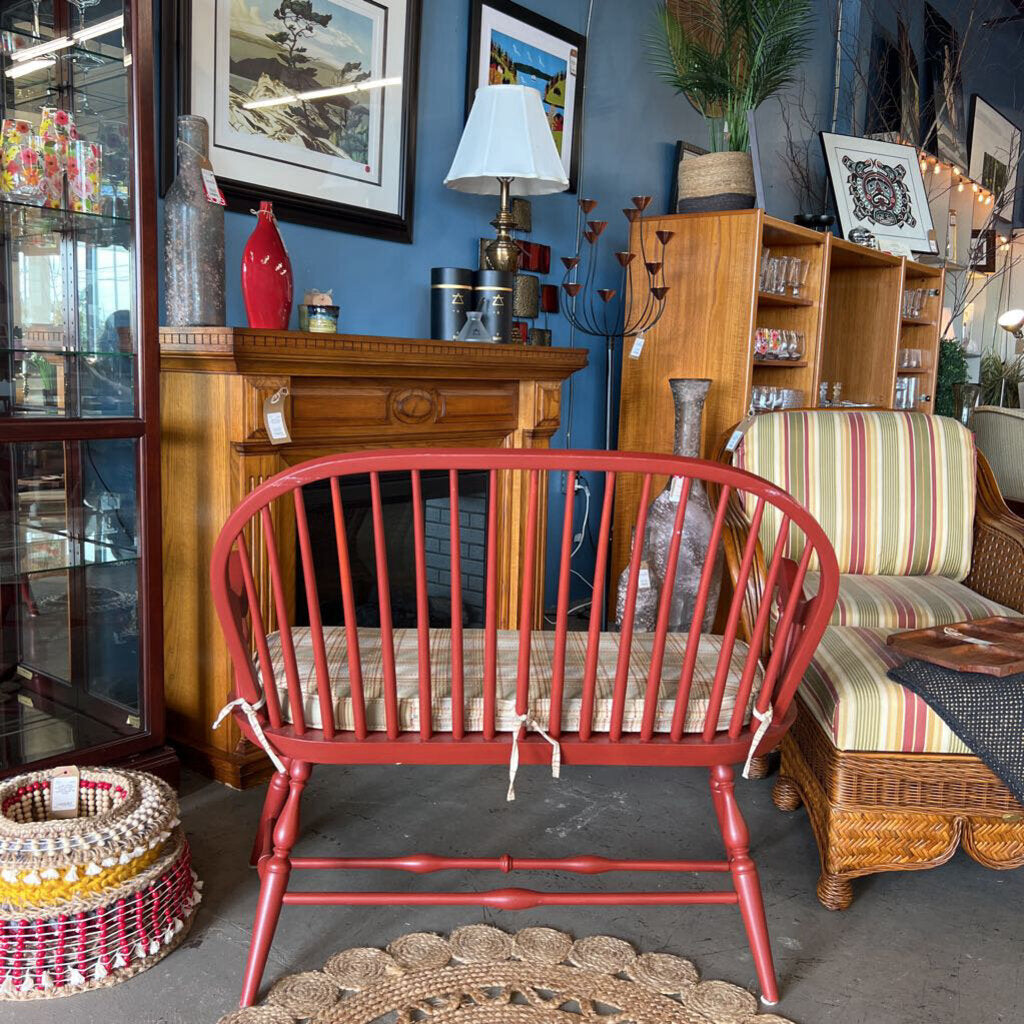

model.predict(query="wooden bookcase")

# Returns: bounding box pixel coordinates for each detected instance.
[613,209,945,592]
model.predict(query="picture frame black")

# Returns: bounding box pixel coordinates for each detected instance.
[668,141,709,213]
[968,94,1022,224]
[969,228,996,273]
[159,0,422,243]
[466,0,586,193]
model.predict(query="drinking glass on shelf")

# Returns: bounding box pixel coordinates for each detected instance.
[759,247,770,291]
[787,257,809,297]
[832,381,843,406]
[754,326,768,358]
[819,381,830,407]
[911,289,925,318]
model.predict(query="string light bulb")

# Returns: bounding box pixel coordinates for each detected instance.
[920,159,928,172]
[952,166,960,176]
[933,162,942,174]
[972,182,980,192]
[958,179,965,192]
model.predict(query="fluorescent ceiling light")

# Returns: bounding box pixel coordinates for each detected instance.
[11,36,72,62]
[243,75,401,111]
[6,57,56,79]
[73,15,124,42]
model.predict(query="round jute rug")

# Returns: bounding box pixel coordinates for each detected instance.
[215,925,796,1024]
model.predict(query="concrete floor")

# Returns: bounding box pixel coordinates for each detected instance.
[5,762,1022,1024]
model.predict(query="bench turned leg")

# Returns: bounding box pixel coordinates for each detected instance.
[240,762,310,1007]
[710,765,780,1005]
[250,770,291,868]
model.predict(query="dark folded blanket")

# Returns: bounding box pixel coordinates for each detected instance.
[887,659,1024,805]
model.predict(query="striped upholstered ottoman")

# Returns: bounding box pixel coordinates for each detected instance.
[724,409,1024,909]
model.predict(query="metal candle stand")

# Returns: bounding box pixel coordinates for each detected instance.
[560,195,673,449]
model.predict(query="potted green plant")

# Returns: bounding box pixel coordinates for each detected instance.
[649,0,812,212]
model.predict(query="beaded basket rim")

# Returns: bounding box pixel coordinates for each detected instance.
[0,769,178,864]
[0,768,137,831]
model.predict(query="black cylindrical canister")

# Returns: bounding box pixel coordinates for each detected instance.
[473,269,514,344]
[430,267,474,340]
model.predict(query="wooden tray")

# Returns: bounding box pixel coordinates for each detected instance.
[886,616,1024,677]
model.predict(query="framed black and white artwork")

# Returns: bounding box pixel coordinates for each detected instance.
[161,0,422,241]
[968,95,1021,217]
[821,132,937,255]
[923,4,968,171]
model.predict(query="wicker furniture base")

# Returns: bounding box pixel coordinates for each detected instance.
[215,926,793,1024]
[772,704,1024,910]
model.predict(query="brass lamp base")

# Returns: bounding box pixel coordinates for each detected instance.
[485,176,520,273]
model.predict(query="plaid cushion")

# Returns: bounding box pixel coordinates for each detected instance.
[258,628,759,735]
[735,410,976,579]
[803,573,1014,630]
[801,626,970,754]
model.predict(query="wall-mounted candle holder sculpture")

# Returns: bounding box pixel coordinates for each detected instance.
[560,195,673,449]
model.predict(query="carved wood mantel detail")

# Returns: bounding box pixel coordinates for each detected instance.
[159,327,587,787]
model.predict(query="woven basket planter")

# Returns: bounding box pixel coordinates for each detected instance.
[0,768,200,999]
[677,151,756,213]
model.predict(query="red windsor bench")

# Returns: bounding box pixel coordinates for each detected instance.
[210,448,839,1007]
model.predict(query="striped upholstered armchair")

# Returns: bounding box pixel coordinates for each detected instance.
[723,409,1024,910]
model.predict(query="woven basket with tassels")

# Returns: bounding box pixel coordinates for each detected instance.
[677,151,756,213]
[0,768,199,999]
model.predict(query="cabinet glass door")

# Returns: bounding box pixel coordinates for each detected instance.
[0,0,146,771]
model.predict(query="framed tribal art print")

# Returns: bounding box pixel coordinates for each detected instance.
[161,0,421,241]
[821,132,937,255]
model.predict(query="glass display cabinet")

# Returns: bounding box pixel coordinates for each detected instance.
[0,0,169,777]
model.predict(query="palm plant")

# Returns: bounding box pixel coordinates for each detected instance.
[648,0,812,152]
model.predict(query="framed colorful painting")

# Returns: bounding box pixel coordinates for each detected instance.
[161,0,421,241]
[821,132,937,255]
[467,0,586,192]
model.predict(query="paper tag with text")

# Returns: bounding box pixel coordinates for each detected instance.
[263,388,291,445]
[726,414,757,453]
[50,766,80,819]
[637,565,651,589]
[669,475,684,501]
[201,167,226,206]
[629,336,645,359]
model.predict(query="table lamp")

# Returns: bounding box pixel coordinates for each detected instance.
[998,308,1024,341]
[445,84,568,273]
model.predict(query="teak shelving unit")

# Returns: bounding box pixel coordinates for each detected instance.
[613,208,944,593]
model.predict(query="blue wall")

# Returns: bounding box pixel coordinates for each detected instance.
[165,0,1024,605]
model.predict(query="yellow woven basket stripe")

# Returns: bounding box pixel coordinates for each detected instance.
[0,841,166,907]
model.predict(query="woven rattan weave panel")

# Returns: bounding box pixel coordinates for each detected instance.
[773,706,1024,910]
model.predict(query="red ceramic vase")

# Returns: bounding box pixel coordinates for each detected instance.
[241,201,293,328]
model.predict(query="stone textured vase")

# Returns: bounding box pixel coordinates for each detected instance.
[163,115,225,326]
[641,378,722,632]
[241,201,293,329]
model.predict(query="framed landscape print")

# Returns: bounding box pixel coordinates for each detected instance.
[161,0,421,241]
[968,95,1021,216]
[467,0,586,192]
[821,132,937,255]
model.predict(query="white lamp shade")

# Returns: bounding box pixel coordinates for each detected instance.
[444,84,569,196]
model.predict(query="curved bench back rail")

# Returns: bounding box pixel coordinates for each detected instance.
[211,448,838,766]
[210,448,839,1009]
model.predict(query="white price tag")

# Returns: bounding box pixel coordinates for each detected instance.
[629,336,645,359]
[201,167,226,206]
[263,387,291,445]
[50,767,80,819]
[725,414,757,454]
[669,475,683,501]
[265,411,288,441]
[637,567,651,589]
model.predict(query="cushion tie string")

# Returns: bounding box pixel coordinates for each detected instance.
[742,705,773,779]
[507,714,562,802]
[212,696,287,775]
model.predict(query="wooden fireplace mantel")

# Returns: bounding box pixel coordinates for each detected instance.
[159,327,588,787]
